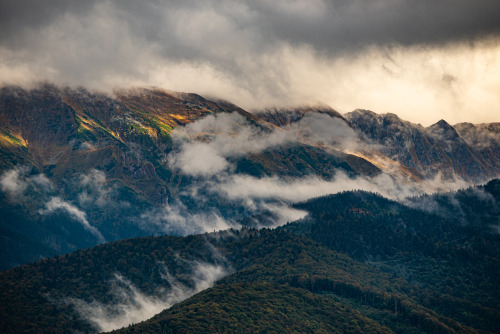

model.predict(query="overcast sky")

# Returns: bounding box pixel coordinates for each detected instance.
[1,0,499,125]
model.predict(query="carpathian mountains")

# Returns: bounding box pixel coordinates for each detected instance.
[0,84,499,269]
[0,84,499,333]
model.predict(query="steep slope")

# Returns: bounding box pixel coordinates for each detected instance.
[345,110,499,182]
[0,85,225,268]
[426,120,495,181]
[0,84,221,199]
[454,122,500,171]
[0,85,385,269]
[231,142,381,179]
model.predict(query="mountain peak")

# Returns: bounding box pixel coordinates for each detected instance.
[382,112,401,121]
[426,119,460,140]
[435,119,451,127]
[346,109,377,117]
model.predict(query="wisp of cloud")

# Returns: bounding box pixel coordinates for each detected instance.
[70,261,227,332]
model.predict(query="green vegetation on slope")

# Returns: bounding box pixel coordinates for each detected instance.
[284,181,500,332]
[1,225,493,333]
[113,282,392,334]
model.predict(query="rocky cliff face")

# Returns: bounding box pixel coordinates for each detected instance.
[454,122,500,171]
[345,109,499,182]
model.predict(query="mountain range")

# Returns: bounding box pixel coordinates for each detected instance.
[0,84,499,333]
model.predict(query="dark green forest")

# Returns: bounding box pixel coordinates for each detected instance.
[1,180,499,333]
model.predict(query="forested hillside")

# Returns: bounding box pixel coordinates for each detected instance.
[1,181,499,333]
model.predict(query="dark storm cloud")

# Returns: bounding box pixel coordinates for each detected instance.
[2,0,499,51]
[0,1,98,46]
[250,0,500,52]
[1,0,499,124]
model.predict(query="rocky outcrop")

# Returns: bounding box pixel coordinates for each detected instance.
[345,109,499,182]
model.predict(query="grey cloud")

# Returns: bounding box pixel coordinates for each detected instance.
[404,182,496,220]
[1,0,499,124]
[0,167,28,198]
[254,0,500,51]
[78,169,113,208]
[139,200,236,236]
[70,273,169,332]
[259,203,308,227]
[168,112,290,176]
[31,173,54,192]
[213,171,422,202]
[3,1,499,52]
[0,1,98,46]
[0,166,54,199]
[454,122,500,150]
[169,142,230,176]
[294,112,359,149]
[77,169,131,210]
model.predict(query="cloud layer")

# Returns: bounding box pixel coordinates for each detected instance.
[1,1,499,125]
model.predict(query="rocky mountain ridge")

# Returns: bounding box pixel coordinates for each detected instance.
[0,84,499,269]
[345,109,499,182]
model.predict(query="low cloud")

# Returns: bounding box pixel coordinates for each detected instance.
[169,111,356,177]
[39,197,105,243]
[259,203,309,227]
[31,173,53,192]
[214,172,419,203]
[0,167,28,198]
[294,112,359,150]
[163,111,482,234]
[78,169,113,207]
[170,142,230,177]
[404,182,497,225]
[0,166,54,200]
[70,261,227,332]
[169,112,289,176]
[139,200,236,236]
[454,123,500,150]
[1,1,500,125]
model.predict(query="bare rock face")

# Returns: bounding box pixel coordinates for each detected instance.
[345,109,499,182]
[454,122,500,171]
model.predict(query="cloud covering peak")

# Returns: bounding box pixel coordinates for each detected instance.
[1,0,499,125]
